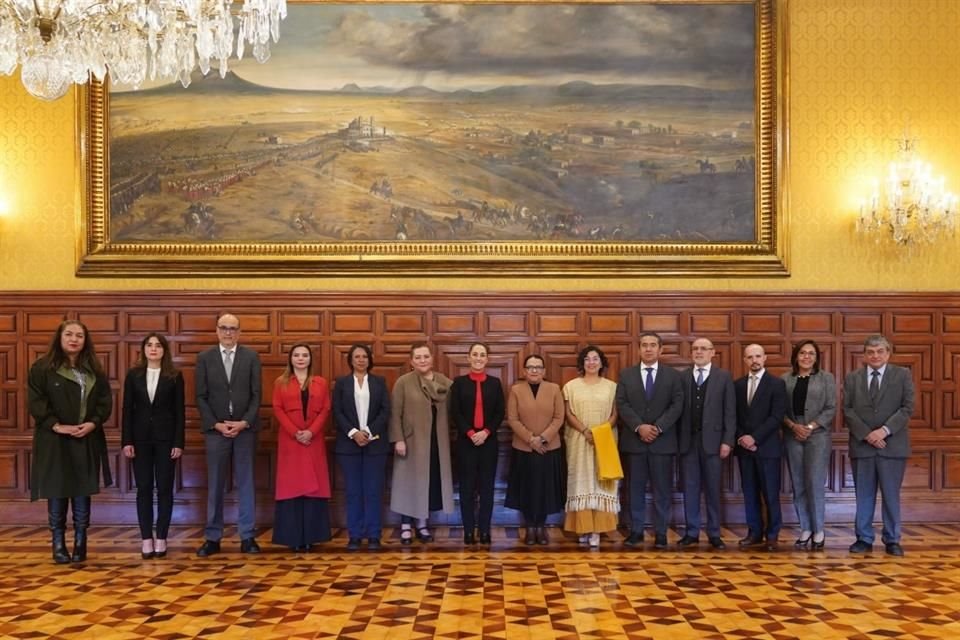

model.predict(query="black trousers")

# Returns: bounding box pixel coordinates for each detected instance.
[457,439,498,534]
[131,441,177,539]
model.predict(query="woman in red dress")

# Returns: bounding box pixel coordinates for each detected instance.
[271,343,332,551]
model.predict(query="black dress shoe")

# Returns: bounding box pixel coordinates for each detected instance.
[794,535,812,549]
[240,538,261,554]
[765,537,780,551]
[536,527,549,546]
[416,527,433,543]
[654,534,668,550]
[708,537,726,550]
[623,532,644,547]
[524,528,536,545]
[849,539,873,554]
[347,538,362,551]
[885,542,905,557]
[478,531,492,545]
[367,538,381,550]
[196,540,221,557]
[738,534,764,548]
[677,535,699,548]
[465,532,477,545]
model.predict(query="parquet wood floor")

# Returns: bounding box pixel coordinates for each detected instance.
[0,524,957,639]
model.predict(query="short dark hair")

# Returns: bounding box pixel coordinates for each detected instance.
[347,344,375,372]
[524,354,545,368]
[790,340,821,376]
[639,331,663,346]
[577,344,609,376]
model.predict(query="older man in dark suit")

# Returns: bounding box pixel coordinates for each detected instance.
[677,338,737,550]
[844,334,915,557]
[195,313,262,557]
[616,332,684,550]
[735,343,787,551]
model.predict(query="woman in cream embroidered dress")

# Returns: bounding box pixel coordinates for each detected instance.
[562,345,619,547]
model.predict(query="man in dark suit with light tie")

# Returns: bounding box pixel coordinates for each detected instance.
[735,343,786,551]
[677,338,737,550]
[195,313,262,557]
[844,334,914,557]
[616,332,684,550]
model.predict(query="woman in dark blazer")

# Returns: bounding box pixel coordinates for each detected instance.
[122,333,186,559]
[333,344,390,551]
[781,340,836,550]
[450,342,505,545]
[28,319,113,564]
[272,343,332,551]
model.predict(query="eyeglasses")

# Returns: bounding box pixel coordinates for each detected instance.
[217,325,239,333]
[525,365,544,371]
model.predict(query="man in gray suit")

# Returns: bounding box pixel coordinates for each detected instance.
[195,313,262,556]
[844,334,914,557]
[616,332,684,549]
[677,338,737,550]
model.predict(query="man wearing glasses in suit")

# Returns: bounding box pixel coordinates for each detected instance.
[844,335,914,557]
[195,313,263,557]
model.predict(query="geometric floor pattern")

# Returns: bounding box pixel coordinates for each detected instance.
[0,524,958,639]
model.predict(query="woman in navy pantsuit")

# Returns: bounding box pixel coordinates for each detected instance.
[333,344,391,551]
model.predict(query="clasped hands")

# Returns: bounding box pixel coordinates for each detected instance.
[215,420,248,439]
[635,423,659,444]
[470,430,489,447]
[865,426,888,449]
[737,434,758,452]
[52,422,95,438]
[786,419,813,442]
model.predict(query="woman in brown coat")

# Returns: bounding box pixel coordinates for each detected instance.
[389,342,455,544]
[504,354,567,545]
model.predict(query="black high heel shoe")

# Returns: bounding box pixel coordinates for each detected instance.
[794,534,812,550]
[400,526,413,545]
[811,533,825,551]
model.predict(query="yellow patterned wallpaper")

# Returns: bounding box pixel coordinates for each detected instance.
[1,0,959,291]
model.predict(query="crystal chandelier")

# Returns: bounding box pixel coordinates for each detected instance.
[0,0,286,101]
[858,137,958,245]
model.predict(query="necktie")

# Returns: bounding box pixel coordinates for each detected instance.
[224,350,234,383]
[696,368,705,387]
[869,369,880,401]
[644,367,654,400]
[747,375,757,406]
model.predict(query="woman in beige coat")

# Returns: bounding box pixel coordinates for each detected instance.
[389,342,454,544]
[504,354,567,545]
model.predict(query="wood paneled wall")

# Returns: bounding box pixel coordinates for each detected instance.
[1,291,958,526]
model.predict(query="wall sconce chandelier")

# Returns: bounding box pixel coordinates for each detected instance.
[858,137,958,245]
[0,0,286,101]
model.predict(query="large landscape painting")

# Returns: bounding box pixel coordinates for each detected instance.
[80,0,785,276]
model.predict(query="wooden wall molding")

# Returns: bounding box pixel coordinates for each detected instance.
[1,291,958,526]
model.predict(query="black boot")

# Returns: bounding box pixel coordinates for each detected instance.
[48,498,70,564]
[71,496,91,563]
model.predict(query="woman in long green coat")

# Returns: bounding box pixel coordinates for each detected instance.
[28,319,112,564]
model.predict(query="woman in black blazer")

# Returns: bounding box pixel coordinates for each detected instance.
[450,342,505,545]
[122,333,185,559]
[332,344,391,551]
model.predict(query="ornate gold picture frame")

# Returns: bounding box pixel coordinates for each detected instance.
[77,0,787,277]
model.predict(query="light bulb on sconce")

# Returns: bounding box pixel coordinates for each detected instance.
[857,137,958,246]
